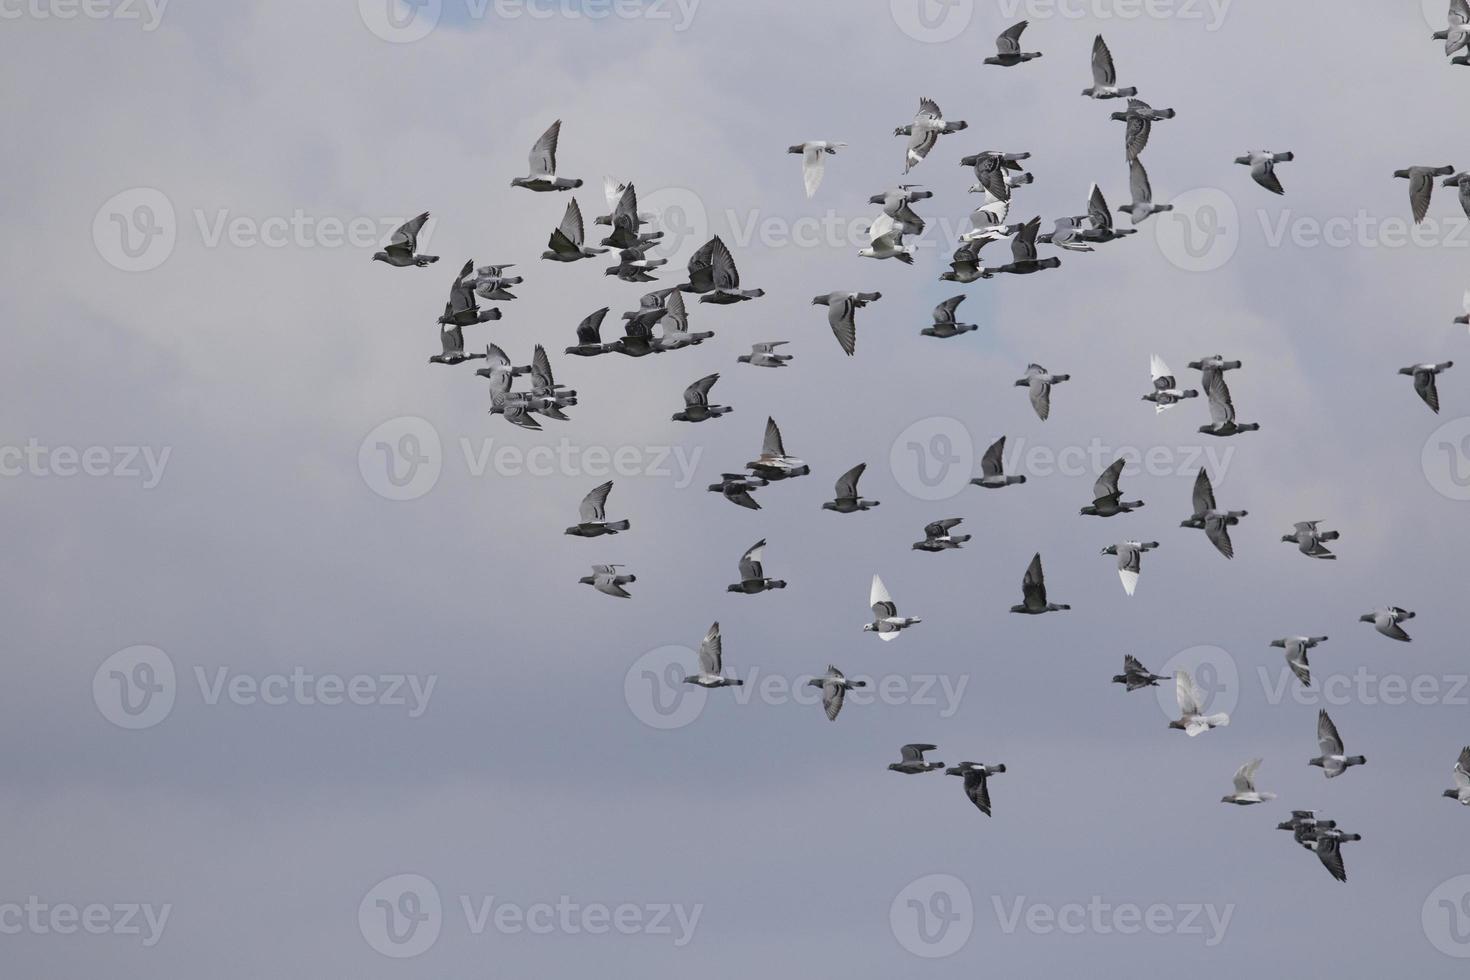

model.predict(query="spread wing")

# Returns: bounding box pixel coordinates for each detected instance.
[762,416,786,457]
[996,19,1027,54]
[870,574,896,617]
[387,211,429,254]
[1232,758,1261,793]
[738,539,766,581]
[708,235,740,289]
[1317,710,1345,756]
[1021,552,1046,605]
[698,622,723,674]
[1093,458,1125,502]
[1175,670,1201,715]
[684,373,719,407]
[1191,469,1217,515]
[933,295,965,324]
[1204,370,1237,425]
[834,463,866,499]
[963,770,993,816]
[1091,34,1117,86]
[980,436,1006,478]
[802,144,826,198]
[576,306,609,344]
[1087,183,1113,230]
[557,198,585,247]
[1129,158,1154,204]
[579,481,612,523]
[528,119,561,177]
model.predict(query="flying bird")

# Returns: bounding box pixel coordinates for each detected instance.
[1432,0,1470,55]
[995,216,1062,274]
[984,20,1041,66]
[746,417,810,481]
[679,236,764,304]
[1359,606,1415,642]
[373,212,438,267]
[961,151,1032,198]
[1282,521,1340,559]
[940,240,995,282]
[1078,184,1136,243]
[438,260,501,327]
[913,518,971,552]
[1081,35,1137,99]
[788,141,847,198]
[683,622,743,688]
[707,472,766,510]
[1221,759,1276,805]
[510,120,583,192]
[598,183,663,250]
[1399,361,1453,412]
[895,97,968,173]
[813,291,882,356]
[672,373,732,423]
[823,463,880,513]
[1112,654,1169,691]
[1235,151,1294,195]
[542,198,608,262]
[738,341,793,368]
[474,342,531,383]
[808,666,865,721]
[564,481,630,537]
[945,762,1007,815]
[1442,746,1470,805]
[1181,469,1247,559]
[1310,827,1361,883]
[1169,669,1230,736]
[865,574,922,639]
[1143,355,1198,411]
[472,263,521,301]
[1199,364,1260,436]
[1099,540,1159,596]
[1270,635,1330,686]
[868,185,931,235]
[727,539,787,594]
[1110,99,1175,160]
[1015,363,1070,420]
[888,743,944,773]
[859,213,915,264]
[1117,158,1173,224]
[1081,458,1145,517]
[1310,709,1367,778]
[1010,552,1070,614]
[429,322,486,366]
[565,307,614,357]
[971,436,1027,488]
[578,564,636,599]
[1441,170,1470,219]
[1393,165,1456,223]
[921,296,978,338]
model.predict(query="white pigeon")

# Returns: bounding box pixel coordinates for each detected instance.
[1221,758,1276,805]
[864,574,921,640]
[788,141,847,198]
[859,212,915,264]
[1169,670,1230,736]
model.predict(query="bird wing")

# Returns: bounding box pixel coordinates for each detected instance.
[557,198,586,247]
[900,742,936,762]
[1252,158,1285,195]
[1233,758,1261,793]
[1149,353,1174,386]
[1129,158,1154,205]
[1204,515,1236,559]
[1087,183,1114,230]
[708,235,740,289]
[1456,747,1470,788]
[996,19,1027,54]
[980,436,1006,478]
[388,211,429,252]
[530,344,555,391]
[870,574,895,616]
[528,119,561,177]
[1021,552,1046,605]
[834,463,866,499]
[1315,836,1347,882]
[738,539,766,581]
[1091,34,1117,86]
[1175,670,1201,715]
[579,481,613,523]
[1191,469,1217,515]
[964,770,993,815]
[1204,370,1237,425]
[698,622,723,674]
[1028,378,1052,421]
[802,144,826,198]
[762,416,787,456]
[1125,115,1151,160]
[829,296,858,356]
[1410,169,1435,224]
[1093,458,1125,502]
[576,306,609,344]
[822,680,845,720]
[1317,710,1345,755]
[933,295,965,324]
[684,373,719,408]
[1011,216,1041,261]
[1415,369,1442,412]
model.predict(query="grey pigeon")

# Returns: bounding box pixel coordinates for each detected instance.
[1270,635,1330,686]
[1117,158,1173,224]
[604,243,667,282]
[960,151,1033,199]
[1432,0,1470,55]
[865,574,921,639]
[727,538,787,594]
[1038,215,1095,253]
[1399,361,1453,412]
[746,416,810,480]
[1100,541,1159,596]
[1311,827,1361,883]
[683,622,743,688]
[653,292,713,352]
[808,665,864,721]
[428,322,487,366]
[1235,151,1293,195]
[1010,552,1069,614]
[868,184,931,235]
[472,263,521,301]
[1081,35,1137,99]
[823,463,879,513]
[888,743,943,773]
[971,436,1027,488]
[1078,184,1136,243]
[1199,364,1260,436]
[1442,170,1470,219]
[1112,654,1168,691]
[1180,468,1247,559]
[895,97,967,173]
[707,472,766,510]
[813,291,882,356]
[788,141,848,199]
[1282,521,1340,559]
[945,762,1007,816]
[1442,746,1470,805]
[939,239,995,282]
[922,295,978,339]
[564,481,630,537]
[1393,165,1456,223]
[484,362,539,429]
[510,120,583,192]
[438,260,502,327]
[678,236,764,303]
[373,212,438,267]
[1309,709,1367,778]
[1110,99,1175,160]
[541,198,608,262]
[1143,354,1198,411]
[1016,363,1070,420]
[913,518,971,552]
[474,342,531,381]
[738,341,793,368]
[523,344,577,422]
[1081,458,1144,517]
[1359,606,1414,642]
[672,373,731,423]
[578,563,636,599]
[598,183,663,250]
[984,20,1041,66]
[995,217,1062,274]
[564,306,614,357]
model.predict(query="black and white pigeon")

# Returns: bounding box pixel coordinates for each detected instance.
[860,213,915,264]
[868,185,931,235]
[511,120,583,192]
[971,436,1027,488]
[578,564,636,598]
[913,518,971,552]
[683,622,743,688]
[1100,541,1159,596]
[429,322,487,366]
[788,141,847,198]
[922,295,978,339]
[679,236,764,304]
[728,539,787,594]
[808,666,864,721]
[542,199,608,262]
[564,307,614,357]
[1310,827,1362,883]
[564,481,631,537]
[1010,553,1070,615]
[1016,363,1070,420]
[939,240,995,283]
[474,342,531,382]
[1081,35,1137,99]
[1442,746,1470,805]
[984,20,1041,66]
[373,212,438,267]
[1270,635,1330,686]
[1282,521,1340,559]
[944,762,1007,815]
[1143,355,1198,412]
[823,463,879,513]
[813,291,882,356]
[1235,151,1294,195]
[1359,606,1415,642]
[672,373,731,423]
[438,260,502,327]
[707,472,766,511]
[1394,165,1456,223]
[737,341,792,368]
[865,574,922,639]
[996,217,1062,274]
[1199,363,1260,436]
[1117,158,1173,224]
[746,417,810,481]
[1110,99,1175,160]
[1078,184,1136,243]
[1181,469,1247,559]
[895,97,968,173]
[1433,0,1470,56]
[1112,654,1168,691]
[888,743,944,774]
[1081,458,1145,517]
[960,151,1032,198]
[1399,361,1453,412]
[1169,669,1230,736]
[1220,759,1276,805]
[1310,709,1367,778]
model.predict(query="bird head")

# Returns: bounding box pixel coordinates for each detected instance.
[1233,155,1251,166]
[371,251,388,263]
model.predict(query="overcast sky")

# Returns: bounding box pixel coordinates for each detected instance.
[4,0,1470,975]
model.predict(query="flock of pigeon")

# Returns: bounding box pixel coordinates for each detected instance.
[374,15,1470,883]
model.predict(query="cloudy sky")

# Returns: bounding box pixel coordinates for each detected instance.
[5,0,1470,975]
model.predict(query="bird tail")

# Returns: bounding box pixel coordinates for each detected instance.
[1120,87,1138,96]
[1203,713,1230,728]
[1007,475,1027,485]
[419,255,440,264]
[1320,530,1340,541]
[769,580,788,590]
[605,520,631,532]
[953,535,972,544]
[1347,755,1367,766]
[990,764,1007,773]
[1276,152,1294,161]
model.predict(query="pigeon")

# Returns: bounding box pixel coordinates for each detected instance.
[727,538,787,594]
[1081,458,1145,517]
[1235,151,1294,195]
[1270,635,1330,686]
[1015,363,1070,420]
[1169,669,1230,736]
[679,236,764,303]
[1282,521,1340,559]
[523,345,577,422]
[707,472,766,510]
[1442,746,1470,805]
[1181,469,1247,559]
[913,518,971,552]
[964,187,1015,238]
[1393,165,1456,224]
[745,417,810,481]
[598,183,663,250]
[995,217,1062,274]
[859,213,915,264]
[971,436,1027,489]
[1100,541,1159,596]
[510,120,582,192]
[822,463,880,513]
[1221,759,1276,805]
[1433,0,1470,55]
[1078,184,1136,243]
[1359,606,1415,642]
[1143,355,1198,412]
[1110,99,1175,160]
[961,151,1032,199]
[738,341,793,368]
[888,743,943,774]
[604,244,667,282]
[1038,216,1095,253]
[1187,354,1242,374]
[610,304,666,358]
[788,141,847,198]
[1010,552,1070,615]
[1117,158,1173,224]
[594,178,652,227]
[655,292,714,352]
[373,212,439,267]
[485,364,539,429]
[578,564,636,599]
[429,322,487,366]
[1442,171,1470,219]
[1311,827,1361,883]
[1199,364,1260,436]
[672,373,731,423]
[542,199,608,262]
[868,185,931,235]
[438,260,502,327]
[808,665,865,721]
[1399,361,1453,412]
[1277,810,1334,845]
[985,20,1041,66]
[813,291,882,356]
[921,295,978,338]
[472,263,522,301]
[564,307,614,357]
[474,342,531,382]
[895,97,968,173]
[564,481,631,537]
[945,762,1007,815]
[939,240,995,283]
[1112,654,1169,691]
[683,622,743,688]
[865,574,922,639]
[1081,35,1137,99]
[1310,710,1367,778]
